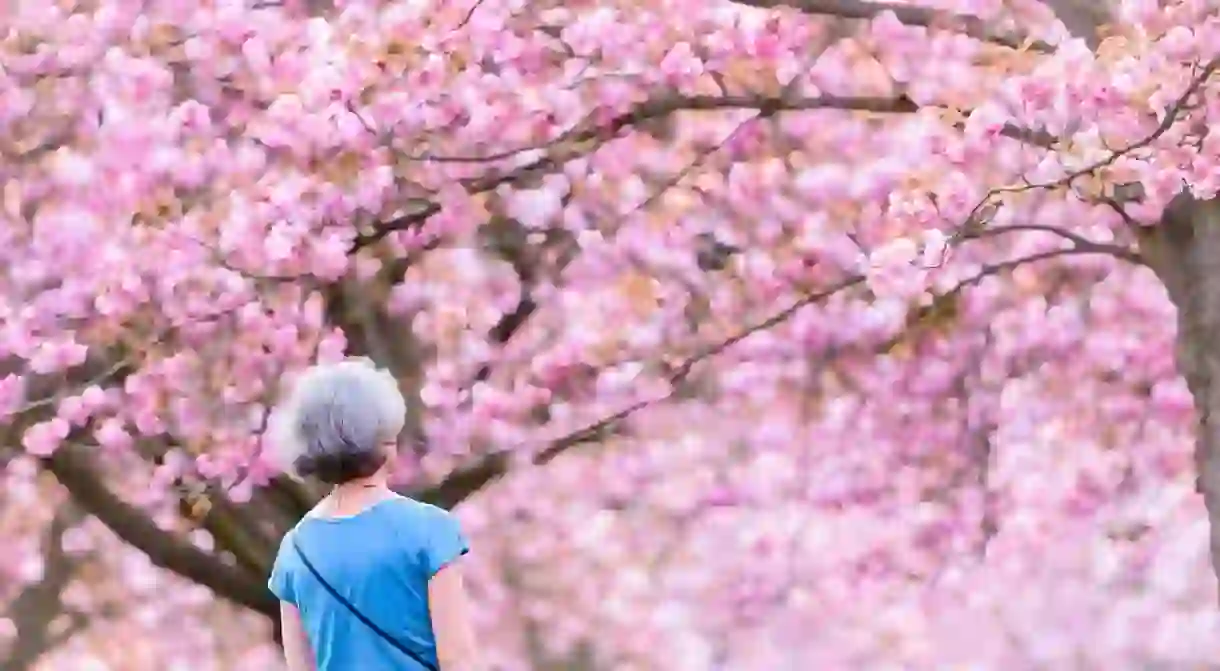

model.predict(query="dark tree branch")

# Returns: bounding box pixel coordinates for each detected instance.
[178,488,278,577]
[410,274,865,506]
[351,87,1063,261]
[963,223,1142,264]
[22,423,268,605]
[7,353,290,619]
[728,0,1053,51]
[418,234,1145,509]
[413,453,509,510]
[729,0,1115,51]
[468,213,580,387]
[3,504,87,671]
[469,215,544,385]
[1039,0,1115,47]
[339,81,1073,493]
[41,440,277,617]
[323,277,430,449]
[877,243,1138,356]
[2,347,301,632]
[966,332,1000,556]
[123,434,281,578]
[350,94,928,251]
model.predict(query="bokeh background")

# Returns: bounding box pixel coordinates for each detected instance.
[5,0,1220,669]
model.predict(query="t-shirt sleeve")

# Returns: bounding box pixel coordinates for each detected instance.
[268,532,297,605]
[422,509,470,578]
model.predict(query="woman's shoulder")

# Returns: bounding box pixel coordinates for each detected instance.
[380,494,455,522]
[376,497,466,544]
[280,495,455,541]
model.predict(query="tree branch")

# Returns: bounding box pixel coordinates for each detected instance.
[342,81,1061,469]
[1038,0,1115,47]
[962,223,1142,264]
[469,214,581,387]
[122,434,281,578]
[728,0,1053,51]
[353,89,1061,254]
[417,233,1144,508]
[41,440,277,617]
[350,94,924,251]
[179,488,278,577]
[963,330,999,556]
[323,277,431,449]
[411,274,867,507]
[3,504,87,671]
[5,354,282,618]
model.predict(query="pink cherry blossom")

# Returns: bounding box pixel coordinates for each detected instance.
[4,0,1220,669]
[21,418,71,457]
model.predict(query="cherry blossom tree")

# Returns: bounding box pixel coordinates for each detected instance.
[5,0,1220,666]
[1,496,88,671]
[0,467,279,671]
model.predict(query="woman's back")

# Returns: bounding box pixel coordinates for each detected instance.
[269,495,469,671]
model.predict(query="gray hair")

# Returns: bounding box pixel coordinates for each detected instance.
[267,358,406,484]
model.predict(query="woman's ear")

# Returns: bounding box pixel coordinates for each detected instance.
[381,439,400,467]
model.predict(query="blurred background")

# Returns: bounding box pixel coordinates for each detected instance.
[4,0,1220,668]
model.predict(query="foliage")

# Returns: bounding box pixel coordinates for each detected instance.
[4,0,1220,667]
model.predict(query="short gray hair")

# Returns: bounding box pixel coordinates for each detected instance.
[267,358,406,484]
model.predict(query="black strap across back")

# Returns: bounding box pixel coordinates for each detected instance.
[291,538,439,671]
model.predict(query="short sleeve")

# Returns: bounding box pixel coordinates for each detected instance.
[423,509,470,578]
[268,533,298,605]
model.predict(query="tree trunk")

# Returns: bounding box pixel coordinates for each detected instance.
[1139,193,1220,601]
[3,504,88,671]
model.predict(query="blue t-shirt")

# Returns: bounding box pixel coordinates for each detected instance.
[268,495,469,671]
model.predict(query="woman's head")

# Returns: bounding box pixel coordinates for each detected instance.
[268,358,406,485]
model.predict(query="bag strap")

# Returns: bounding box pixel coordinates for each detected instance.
[291,538,439,671]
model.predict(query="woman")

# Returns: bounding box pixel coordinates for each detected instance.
[266,358,480,671]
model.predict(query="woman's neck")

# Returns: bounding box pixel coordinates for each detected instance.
[322,475,392,517]
[335,472,388,491]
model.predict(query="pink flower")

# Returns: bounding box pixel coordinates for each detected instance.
[95,418,134,451]
[27,339,88,375]
[963,103,1009,140]
[865,237,929,299]
[57,395,92,425]
[22,418,70,457]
